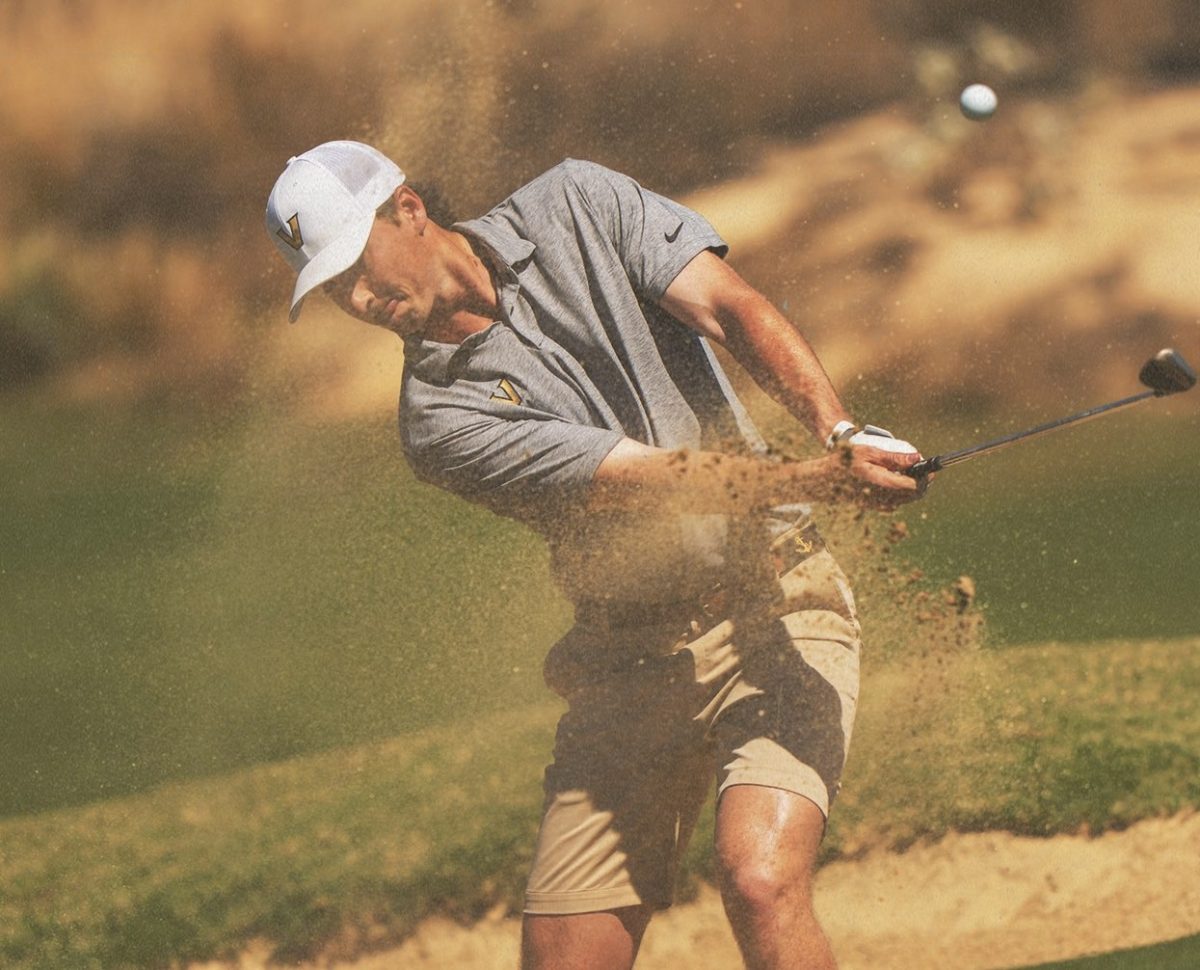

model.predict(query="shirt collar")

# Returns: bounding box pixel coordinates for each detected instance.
[452,217,536,277]
[402,337,454,383]
[404,322,506,384]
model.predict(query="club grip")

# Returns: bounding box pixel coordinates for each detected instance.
[907,456,942,478]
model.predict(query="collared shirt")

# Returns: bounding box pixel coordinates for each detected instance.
[400,160,772,603]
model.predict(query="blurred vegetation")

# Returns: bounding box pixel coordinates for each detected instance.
[3,0,1200,402]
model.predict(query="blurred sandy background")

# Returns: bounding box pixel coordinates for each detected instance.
[3,0,1198,422]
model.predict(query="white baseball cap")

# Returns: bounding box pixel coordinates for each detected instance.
[265,141,405,322]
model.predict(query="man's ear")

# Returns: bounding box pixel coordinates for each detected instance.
[394,184,428,233]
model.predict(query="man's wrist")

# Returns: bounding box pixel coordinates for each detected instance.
[824,419,858,451]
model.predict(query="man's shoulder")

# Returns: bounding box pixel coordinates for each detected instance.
[549,157,629,186]
[507,158,633,207]
[462,160,635,249]
[529,157,625,185]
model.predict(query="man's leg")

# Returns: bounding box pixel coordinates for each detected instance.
[715,785,836,970]
[520,906,653,970]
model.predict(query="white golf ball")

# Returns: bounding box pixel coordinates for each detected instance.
[959,83,998,121]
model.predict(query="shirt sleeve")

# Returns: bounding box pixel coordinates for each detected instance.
[402,408,625,525]
[562,159,728,302]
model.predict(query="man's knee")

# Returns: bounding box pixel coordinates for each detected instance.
[717,848,816,916]
[714,786,825,918]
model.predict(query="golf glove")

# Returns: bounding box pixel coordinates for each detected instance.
[827,421,918,455]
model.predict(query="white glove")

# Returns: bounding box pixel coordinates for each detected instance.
[827,421,919,455]
[850,424,918,455]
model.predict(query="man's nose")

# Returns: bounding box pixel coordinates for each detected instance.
[349,275,377,318]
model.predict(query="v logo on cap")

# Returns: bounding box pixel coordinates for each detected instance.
[276,214,304,251]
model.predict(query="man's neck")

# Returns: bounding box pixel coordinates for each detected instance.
[417,228,500,344]
[422,310,495,344]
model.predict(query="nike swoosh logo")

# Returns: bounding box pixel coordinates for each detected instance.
[664,224,682,243]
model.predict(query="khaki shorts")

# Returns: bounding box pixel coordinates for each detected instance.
[524,537,861,916]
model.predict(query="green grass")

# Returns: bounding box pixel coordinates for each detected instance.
[0,704,559,969]
[830,637,1200,850]
[895,408,1200,644]
[1,396,566,817]
[1018,932,1200,969]
[1,637,1196,968]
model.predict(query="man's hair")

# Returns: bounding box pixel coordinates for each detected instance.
[376,181,458,226]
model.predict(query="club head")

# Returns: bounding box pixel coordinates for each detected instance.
[1139,348,1196,395]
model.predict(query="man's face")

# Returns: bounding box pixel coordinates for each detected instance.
[322,190,435,338]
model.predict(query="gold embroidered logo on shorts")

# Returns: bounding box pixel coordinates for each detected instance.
[490,378,522,405]
[276,214,304,251]
[794,535,814,554]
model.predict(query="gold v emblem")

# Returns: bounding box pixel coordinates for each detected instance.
[276,213,304,251]
[490,378,522,405]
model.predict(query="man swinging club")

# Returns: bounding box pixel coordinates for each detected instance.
[266,141,928,970]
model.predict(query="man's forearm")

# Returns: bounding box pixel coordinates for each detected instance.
[717,288,851,444]
[659,251,852,444]
[589,436,928,517]
[589,439,834,515]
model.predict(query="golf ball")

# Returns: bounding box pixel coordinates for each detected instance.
[959,83,998,121]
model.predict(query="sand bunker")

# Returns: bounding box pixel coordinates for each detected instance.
[197,810,1200,970]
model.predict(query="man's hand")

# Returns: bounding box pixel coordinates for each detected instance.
[820,443,928,511]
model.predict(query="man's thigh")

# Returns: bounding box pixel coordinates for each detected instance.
[715,783,827,884]
[525,644,715,916]
[521,906,653,970]
[705,549,862,817]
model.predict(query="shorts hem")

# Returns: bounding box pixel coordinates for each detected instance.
[523,886,665,917]
[717,766,831,818]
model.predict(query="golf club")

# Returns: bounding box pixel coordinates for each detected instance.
[907,348,1196,478]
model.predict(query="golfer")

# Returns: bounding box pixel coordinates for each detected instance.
[266,141,928,970]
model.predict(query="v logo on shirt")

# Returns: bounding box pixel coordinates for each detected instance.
[490,378,523,405]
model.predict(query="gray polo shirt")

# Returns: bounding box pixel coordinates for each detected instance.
[400,159,772,603]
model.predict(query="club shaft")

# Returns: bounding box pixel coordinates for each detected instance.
[912,389,1158,475]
